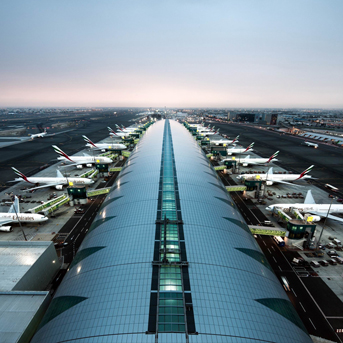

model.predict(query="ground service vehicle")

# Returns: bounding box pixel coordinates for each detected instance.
[273,236,285,247]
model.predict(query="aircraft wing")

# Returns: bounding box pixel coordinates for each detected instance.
[23,183,63,192]
[267,179,304,187]
[308,211,343,223]
[0,219,13,226]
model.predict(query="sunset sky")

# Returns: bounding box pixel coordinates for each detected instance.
[1,0,342,108]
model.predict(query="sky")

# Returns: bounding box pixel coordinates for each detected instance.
[0,0,342,108]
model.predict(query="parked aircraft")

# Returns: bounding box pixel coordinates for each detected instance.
[304,141,318,148]
[225,142,254,156]
[188,122,204,128]
[266,190,343,223]
[0,196,48,231]
[11,167,94,191]
[200,128,220,136]
[237,165,315,186]
[235,151,279,166]
[210,135,239,145]
[116,124,139,133]
[52,145,112,167]
[83,136,126,151]
[108,127,129,137]
[31,129,47,139]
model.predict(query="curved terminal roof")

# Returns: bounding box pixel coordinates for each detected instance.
[32,120,311,343]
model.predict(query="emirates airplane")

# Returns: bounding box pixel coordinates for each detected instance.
[0,196,48,232]
[30,129,47,139]
[108,127,129,138]
[83,136,126,151]
[235,151,279,166]
[266,190,343,223]
[225,142,254,156]
[52,146,112,167]
[237,165,315,186]
[11,167,94,191]
[210,135,239,145]
[115,124,138,133]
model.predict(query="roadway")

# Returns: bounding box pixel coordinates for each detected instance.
[210,122,343,194]
[0,110,138,192]
[256,235,342,342]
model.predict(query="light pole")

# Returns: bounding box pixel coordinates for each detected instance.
[11,196,27,241]
[316,196,335,250]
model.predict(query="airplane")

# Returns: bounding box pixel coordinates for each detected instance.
[188,122,204,128]
[210,135,239,145]
[108,127,129,138]
[233,151,279,167]
[116,124,139,133]
[11,167,94,191]
[225,142,254,156]
[83,136,127,151]
[304,141,318,148]
[52,145,113,167]
[266,190,343,223]
[200,128,220,136]
[30,129,47,140]
[0,196,48,232]
[237,165,315,186]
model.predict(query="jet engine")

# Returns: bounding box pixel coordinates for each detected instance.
[304,213,321,222]
[86,164,92,167]
[0,226,12,232]
[55,185,63,190]
[266,181,274,186]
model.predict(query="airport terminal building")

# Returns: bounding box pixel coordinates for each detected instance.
[32,120,312,343]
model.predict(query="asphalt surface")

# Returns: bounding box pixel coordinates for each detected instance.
[212,158,343,342]
[210,122,343,195]
[54,165,122,265]
[256,235,342,342]
[0,110,139,191]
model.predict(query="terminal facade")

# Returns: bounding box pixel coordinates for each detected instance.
[32,120,312,343]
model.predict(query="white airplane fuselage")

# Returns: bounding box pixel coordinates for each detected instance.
[239,158,278,166]
[31,132,47,139]
[211,138,237,145]
[226,148,253,155]
[239,173,311,185]
[16,176,93,186]
[110,132,128,138]
[57,156,112,164]
[86,143,127,150]
[0,213,48,224]
[305,141,318,148]
[266,203,343,215]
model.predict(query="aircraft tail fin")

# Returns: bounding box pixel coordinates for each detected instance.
[304,190,316,204]
[56,169,64,178]
[52,145,74,162]
[267,167,273,175]
[8,196,20,214]
[11,167,31,183]
[244,142,254,152]
[267,151,279,163]
[232,135,239,143]
[295,165,314,180]
[245,155,250,159]
[83,135,96,148]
